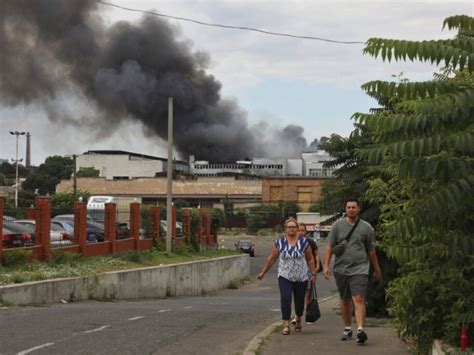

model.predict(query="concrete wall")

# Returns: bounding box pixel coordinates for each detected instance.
[0,255,250,305]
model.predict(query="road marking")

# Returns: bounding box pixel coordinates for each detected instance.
[270,308,280,312]
[183,306,192,310]
[128,316,145,321]
[84,325,110,334]
[158,309,172,313]
[17,342,54,354]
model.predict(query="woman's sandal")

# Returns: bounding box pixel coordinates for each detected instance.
[295,321,302,332]
[281,326,290,335]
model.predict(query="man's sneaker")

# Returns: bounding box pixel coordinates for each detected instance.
[291,316,297,325]
[357,329,368,344]
[341,329,352,340]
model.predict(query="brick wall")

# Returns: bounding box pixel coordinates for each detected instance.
[57,177,262,198]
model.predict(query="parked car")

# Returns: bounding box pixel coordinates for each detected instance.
[235,239,255,257]
[52,217,130,242]
[160,220,183,237]
[51,219,100,243]
[2,226,34,248]
[14,219,73,247]
[53,214,93,222]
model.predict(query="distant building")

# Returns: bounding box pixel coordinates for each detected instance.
[190,150,336,178]
[302,150,337,177]
[76,150,189,180]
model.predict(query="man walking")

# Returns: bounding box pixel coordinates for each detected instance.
[323,199,381,344]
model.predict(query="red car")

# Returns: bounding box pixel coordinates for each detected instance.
[2,227,34,248]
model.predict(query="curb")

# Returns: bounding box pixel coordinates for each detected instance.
[243,295,336,355]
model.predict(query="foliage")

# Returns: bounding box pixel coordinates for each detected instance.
[246,204,280,233]
[211,208,225,235]
[76,167,99,178]
[278,201,300,219]
[222,195,234,216]
[0,172,6,186]
[22,156,73,195]
[51,191,91,210]
[0,162,29,178]
[2,248,32,267]
[359,15,474,353]
[49,251,81,265]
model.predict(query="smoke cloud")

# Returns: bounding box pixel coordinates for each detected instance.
[0,0,307,162]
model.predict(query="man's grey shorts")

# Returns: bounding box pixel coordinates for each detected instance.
[334,272,368,300]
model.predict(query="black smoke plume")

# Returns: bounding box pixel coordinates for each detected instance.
[0,0,307,162]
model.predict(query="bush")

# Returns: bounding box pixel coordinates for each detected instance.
[2,248,32,267]
[50,251,81,265]
[117,251,154,263]
[211,208,225,234]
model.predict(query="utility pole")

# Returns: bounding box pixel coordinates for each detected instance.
[9,131,25,207]
[73,154,77,195]
[166,97,173,253]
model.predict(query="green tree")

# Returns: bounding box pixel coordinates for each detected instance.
[0,172,6,186]
[357,15,474,353]
[51,191,91,210]
[76,167,99,178]
[22,156,73,195]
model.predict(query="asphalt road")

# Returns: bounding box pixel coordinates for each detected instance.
[0,235,335,355]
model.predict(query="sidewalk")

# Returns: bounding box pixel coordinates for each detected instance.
[252,296,410,354]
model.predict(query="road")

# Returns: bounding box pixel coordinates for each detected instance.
[0,235,335,355]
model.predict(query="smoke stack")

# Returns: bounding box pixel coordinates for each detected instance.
[25,132,31,168]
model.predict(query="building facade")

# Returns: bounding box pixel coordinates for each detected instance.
[75,150,189,180]
[261,177,328,212]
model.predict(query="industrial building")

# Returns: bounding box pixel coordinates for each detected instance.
[75,150,189,180]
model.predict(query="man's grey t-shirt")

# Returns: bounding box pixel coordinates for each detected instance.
[328,218,375,276]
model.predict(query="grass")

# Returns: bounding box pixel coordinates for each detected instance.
[0,248,239,286]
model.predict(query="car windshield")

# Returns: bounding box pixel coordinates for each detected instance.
[238,240,252,247]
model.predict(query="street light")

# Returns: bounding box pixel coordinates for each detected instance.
[9,131,26,207]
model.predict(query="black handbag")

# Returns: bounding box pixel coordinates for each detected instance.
[333,219,360,257]
[305,284,321,323]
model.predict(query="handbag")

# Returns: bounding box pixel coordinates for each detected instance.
[333,218,360,257]
[305,284,321,323]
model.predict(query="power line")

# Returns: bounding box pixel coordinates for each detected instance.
[97,1,365,45]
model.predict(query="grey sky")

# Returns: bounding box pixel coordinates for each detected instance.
[0,1,472,165]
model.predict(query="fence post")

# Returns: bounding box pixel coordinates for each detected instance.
[0,197,4,264]
[205,213,212,246]
[198,210,204,246]
[151,206,161,245]
[26,206,36,220]
[104,203,116,254]
[172,207,177,238]
[74,201,87,254]
[182,209,191,243]
[35,196,51,261]
[130,203,140,250]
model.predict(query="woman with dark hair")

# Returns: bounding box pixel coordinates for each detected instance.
[257,217,317,335]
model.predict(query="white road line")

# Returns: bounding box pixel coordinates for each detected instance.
[84,325,110,334]
[128,316,145,321]
[17,342,54,354]
[158,309,172,313]
[183,306,192,310]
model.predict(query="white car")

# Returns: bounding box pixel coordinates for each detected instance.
[14,219,73,247]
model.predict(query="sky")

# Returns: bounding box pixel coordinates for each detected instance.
[0,0,472,165]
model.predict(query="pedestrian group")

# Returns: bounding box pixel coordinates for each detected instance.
[258,199,381,344]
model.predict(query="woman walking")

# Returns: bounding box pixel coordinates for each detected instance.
[299,223,321,313]
[257,217,317,335]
